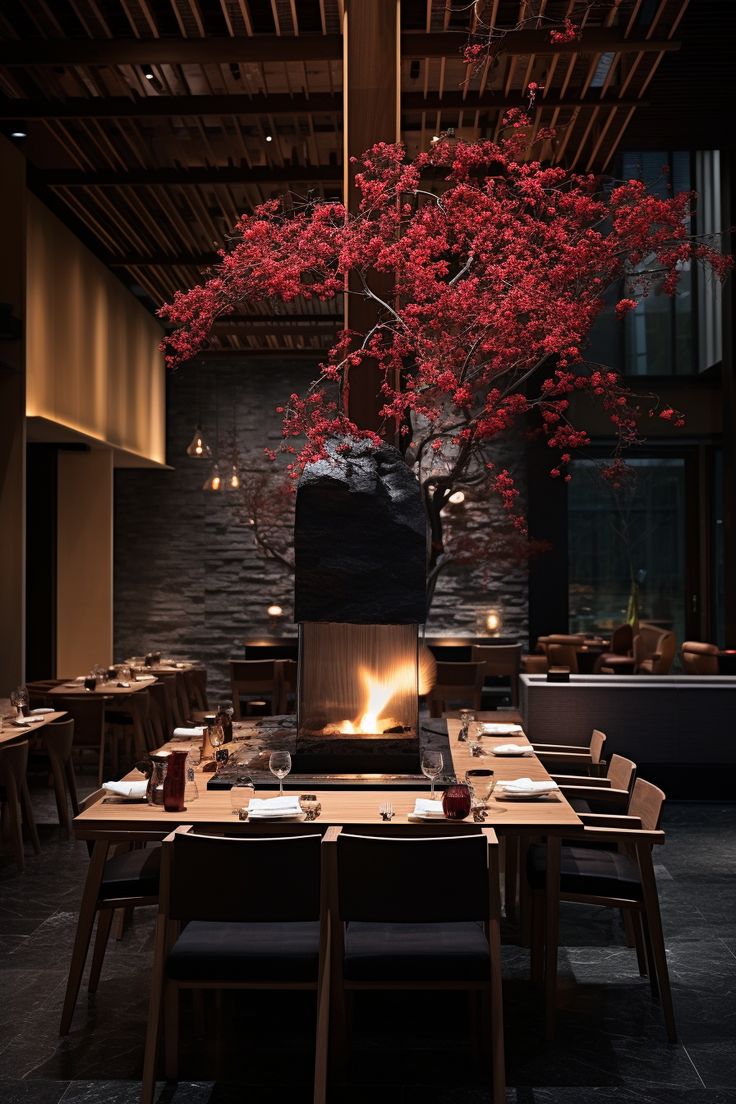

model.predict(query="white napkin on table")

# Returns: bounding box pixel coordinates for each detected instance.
[247,795,302,818]
[31,707,54,715]
[103,780,148,798]
[482,723,523,735]
[12,717,38,726]
[493,743,532,755]
[496,778,559,794]
[173,726,205,739]
[134,675,156,681]
[413,798,445,817]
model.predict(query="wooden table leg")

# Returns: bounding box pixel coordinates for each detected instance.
[59,839,108,1034]
[544,835,561,1041]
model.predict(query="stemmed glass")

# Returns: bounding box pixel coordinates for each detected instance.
[209,722,224,767]
[10,686,28,718]
[269,750,292,795]
[421,749,444,798]
[465,769,496,809]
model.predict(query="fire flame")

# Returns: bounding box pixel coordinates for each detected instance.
[339,663,417,735]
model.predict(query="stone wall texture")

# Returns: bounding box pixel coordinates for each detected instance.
[114,358,528,701]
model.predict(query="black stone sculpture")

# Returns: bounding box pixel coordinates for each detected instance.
[294,438,427,623]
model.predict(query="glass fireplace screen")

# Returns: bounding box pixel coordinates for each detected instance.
[298,622,419,738]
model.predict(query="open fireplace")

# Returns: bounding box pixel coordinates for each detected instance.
[293,440,427,775]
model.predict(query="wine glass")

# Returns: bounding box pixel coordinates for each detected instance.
[465,769,496,809]
[421,749,444,798]
[10,686,28,717]
[269,750,292,795]
[209,723,224,768]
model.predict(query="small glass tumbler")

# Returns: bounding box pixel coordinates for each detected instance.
[230,779,255,819]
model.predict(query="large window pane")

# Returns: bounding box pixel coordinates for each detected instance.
[568,458,686,644]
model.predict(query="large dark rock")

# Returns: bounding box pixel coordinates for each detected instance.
[294,439,427,623]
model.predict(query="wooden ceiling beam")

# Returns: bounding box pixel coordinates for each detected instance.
[0,30,681,66]
[33,164,343,185]
[0,89,648,118]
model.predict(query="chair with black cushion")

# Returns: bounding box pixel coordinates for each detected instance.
[325,828,505,1104]
[526,778,675,1043]
[472,643,523,707]
[0,740,41,871]
[229,659,280,718]
[551,754,636,815]
[59,789,162,1034]
[141,826,329,1104]
[532,728,607,776]
[428,661,486,718]
[37,717,79,837]
[50,694,107,784]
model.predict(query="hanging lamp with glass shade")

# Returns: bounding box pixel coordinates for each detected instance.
[202,368,224,493]
[186,362,212,458]
[225,393,241,491]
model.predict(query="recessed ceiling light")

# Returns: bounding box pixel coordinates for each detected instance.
[142,64,155,80]
[265,134,273,142]
[10,129,27,139]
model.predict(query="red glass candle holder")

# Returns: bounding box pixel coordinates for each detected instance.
[163,749,188,812]
[442,784,472,820]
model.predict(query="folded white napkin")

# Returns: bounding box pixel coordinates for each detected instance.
[496,778,559,794]
[103,780,148,798]
[31,707,54,715]
[493,743,532,755]
[13,717,37,726]
[134,674,156,681]
[482,723,523,735]
[247,795,302,818]
[413,798,445,817]
[173,726,205,739]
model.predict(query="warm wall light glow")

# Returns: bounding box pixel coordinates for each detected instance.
[186,426,212,458]
[267,604,283,617]
[448,490,465,505]
[486,610,501,632]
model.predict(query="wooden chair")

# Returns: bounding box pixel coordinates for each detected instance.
[145,680,169,750]
[545,634,586,674]
[532,728,607,776]
[325,827,505,1104]
[526,778,676,1042]
[680,640,719,675]
[634,624,676,674]
[229,659,280,718]
[59,789,162,1034]
[38,717,79,838]
[0,740,41,871]
[428,661,486,718]
[472,643,523,707]
[50,694,107,785]
[183,666,208,712]
[551,754,636,815]
[277,658,298,715]
[141,827,329,1104]
[594,623,635,673]
[104,689,151,768]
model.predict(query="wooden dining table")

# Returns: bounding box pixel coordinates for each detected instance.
[0,709,68,747]
[51,677,155,697]
[63,714,582,1038]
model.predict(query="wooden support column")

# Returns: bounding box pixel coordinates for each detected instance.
[0,142,27,694]
[342,0,401,435]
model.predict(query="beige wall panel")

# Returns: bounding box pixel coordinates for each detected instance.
[25,195,165,464]
[56,449,113,675]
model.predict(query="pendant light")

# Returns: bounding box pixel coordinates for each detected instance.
[225,390,241,491]
[186,362,212,458]
[202,369,223,492]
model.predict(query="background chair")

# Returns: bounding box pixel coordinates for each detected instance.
[141,827,328,1104]
[551,753,636,814]
[326,828,505,1104]
[634,624,676,674]
[229,659,281,718]
[680,640,719,675]
[526,778,675,1042]
[472,643,522,707]
[0,740,41,871]
[183,666,208,712]
[532,728,607,776]
[277,658,298,715]
[545,634,586,674]
[428,661,486,718]
[50,694,107,784]
[36,716,79,837]
[593,623,635,673]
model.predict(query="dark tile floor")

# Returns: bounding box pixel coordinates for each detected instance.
[1,785,735,1104]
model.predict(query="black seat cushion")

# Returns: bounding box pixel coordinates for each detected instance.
[100,845,161,900]
[527,843,642,900]
[166,921,320,982]
[344,921,489,982]
[568,797,592,814]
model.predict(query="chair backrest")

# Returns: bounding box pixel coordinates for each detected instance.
[607,753,636,792]
[680,640,719,675]
[50,695,105,747]
[609,623,634,655]
[628,778,665,830]
[334,833,491,922]
[147,680,169,747]
[433,661,486,690]
[547,643,579,674]
[229,659,279,718]
[547,634,586,646]
[183,667,208,711]
[0,740,29,790]
[590,728,606,765]
[167,830,323,921]
[654,632,676,674]
[42,717,75,759]
[471,644,522,677]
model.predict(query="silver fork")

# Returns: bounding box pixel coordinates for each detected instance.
[379,802,394,821]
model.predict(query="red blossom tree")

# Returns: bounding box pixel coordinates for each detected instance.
[160,115,729,609]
